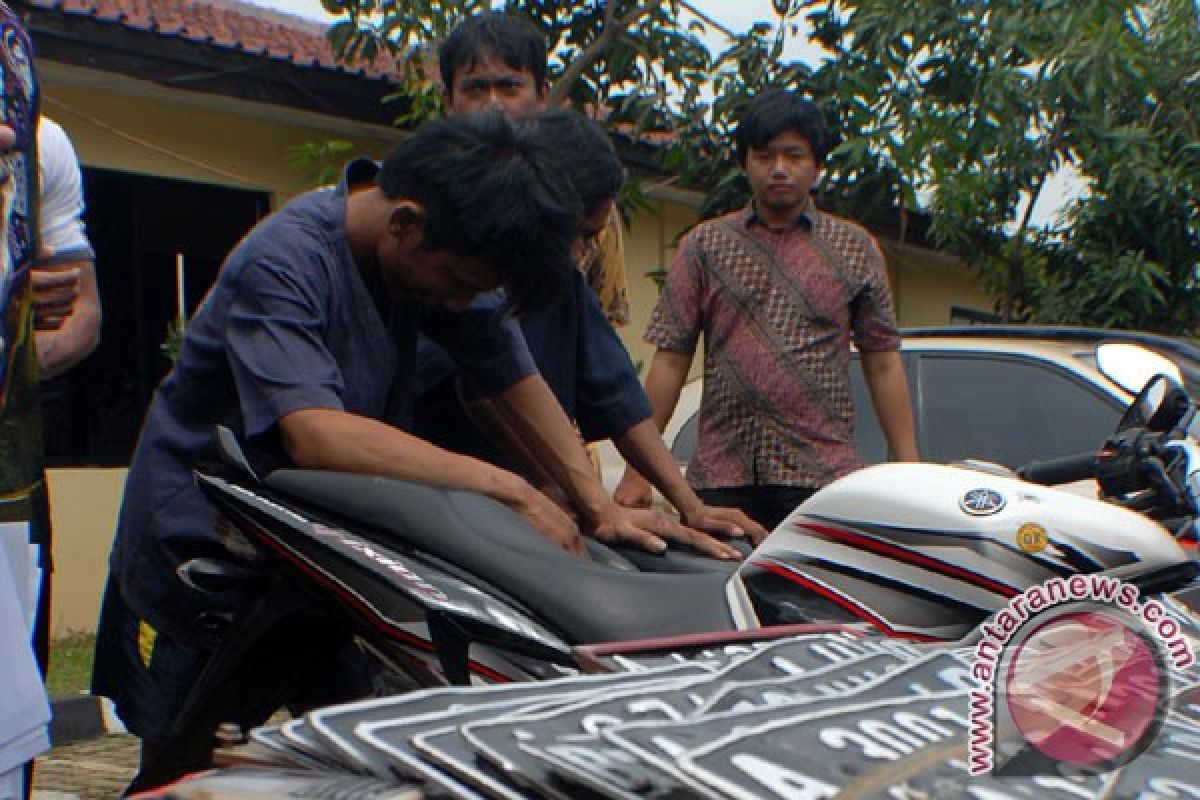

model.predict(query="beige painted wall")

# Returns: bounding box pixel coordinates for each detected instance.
[46,468,125,635]
[617,196,693,372]
[40,62,403,205]
[883,240,994,326]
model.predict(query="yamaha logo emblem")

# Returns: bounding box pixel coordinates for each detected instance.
[961,488,1007,516]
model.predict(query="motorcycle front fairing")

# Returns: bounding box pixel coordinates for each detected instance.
[728,462,1196,641]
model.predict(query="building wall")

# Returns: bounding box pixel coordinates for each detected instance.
[882,240,995,326]
[40,62,403,206]
[46,468,125,635]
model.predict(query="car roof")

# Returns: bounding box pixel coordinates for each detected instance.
[903,325,1200,360]
[900,325,1200,394]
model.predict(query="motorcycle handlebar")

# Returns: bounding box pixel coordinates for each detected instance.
[1016,451,1098,486]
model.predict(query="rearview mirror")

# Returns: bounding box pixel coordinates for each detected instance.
[1117,374,1190,433]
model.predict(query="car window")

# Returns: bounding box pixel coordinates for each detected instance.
[670,412,699,464]
[851,357,889,464]
[916,354,1123,467]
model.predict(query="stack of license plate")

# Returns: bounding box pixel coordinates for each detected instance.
[168,590,1200,799]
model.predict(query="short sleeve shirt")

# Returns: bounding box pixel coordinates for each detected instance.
[645,203,900,490]
[112,158,536,642]
[36,118,94,264]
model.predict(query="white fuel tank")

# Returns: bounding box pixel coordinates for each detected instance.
[728,463,1193,639]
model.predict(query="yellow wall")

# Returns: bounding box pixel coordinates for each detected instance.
[40,62,403,205]
[46,468,126,635]
[618,196,684,370]
[882,240,994,326]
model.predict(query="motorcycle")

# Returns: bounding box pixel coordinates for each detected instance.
[148,372,1200,787]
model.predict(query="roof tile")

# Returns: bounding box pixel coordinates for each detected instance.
[28,0,398,81]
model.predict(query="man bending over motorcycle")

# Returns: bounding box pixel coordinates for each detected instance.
[417,110,766,553]
[415,13,767,550]
[91,112,715,793]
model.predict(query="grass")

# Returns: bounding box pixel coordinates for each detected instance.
[46,631,96,697]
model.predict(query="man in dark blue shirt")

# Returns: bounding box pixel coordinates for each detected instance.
[92,113,704,792]
[415,15,768,547]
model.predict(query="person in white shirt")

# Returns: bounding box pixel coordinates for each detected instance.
[32,116,101,380]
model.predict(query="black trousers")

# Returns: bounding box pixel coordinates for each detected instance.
[695,485,817,533]
[92,579,377,795]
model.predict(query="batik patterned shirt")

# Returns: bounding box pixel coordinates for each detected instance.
[0,2,42,531]
[645,202,900,490]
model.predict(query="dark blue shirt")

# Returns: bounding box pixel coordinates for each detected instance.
[413,268,650,472]
[111,159,536,641]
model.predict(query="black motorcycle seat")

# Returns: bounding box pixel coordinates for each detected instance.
[613,543,748,574]
[264,470,735,644]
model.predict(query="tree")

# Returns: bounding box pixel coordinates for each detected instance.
[319,0,725,226]
[320,0,1200,332]
[801,0,1200,331]
[320,0,711,131]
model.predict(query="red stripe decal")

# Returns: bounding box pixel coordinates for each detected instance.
[756,561,942,642]
[237,513,513,683]
[797,521,1020,598]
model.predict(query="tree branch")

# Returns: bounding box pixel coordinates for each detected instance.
[677,0,735,38]
[548,1,652,106]
[1002,120,1063,320]
[1001,170,1045,321]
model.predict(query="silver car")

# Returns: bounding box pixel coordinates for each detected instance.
[599,326,1200,490]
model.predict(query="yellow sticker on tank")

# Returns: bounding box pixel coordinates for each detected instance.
[1017,523,1048,553]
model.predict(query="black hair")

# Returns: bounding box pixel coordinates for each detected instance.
[439,12,548,96]
[734,89,832,165]
[378,112,580,312]
[526,109,624,215]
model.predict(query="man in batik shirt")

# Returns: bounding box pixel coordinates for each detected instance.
[617,90,918,531]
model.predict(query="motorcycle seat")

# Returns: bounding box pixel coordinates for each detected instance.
[264,470,736,644]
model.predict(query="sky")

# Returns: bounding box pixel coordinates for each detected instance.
[246,0,1081,226]
[248,0,832,64]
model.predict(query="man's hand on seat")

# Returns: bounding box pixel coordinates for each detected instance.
[681,505,769,546]
[280,407,591,559]
[586,503,744,561]
[613,468,654,509]
[505,478,589,559]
